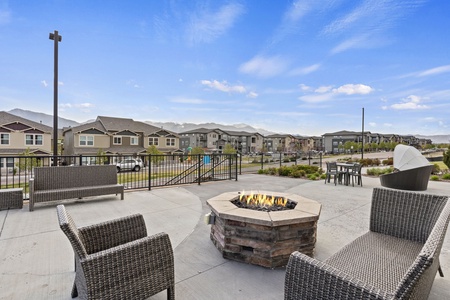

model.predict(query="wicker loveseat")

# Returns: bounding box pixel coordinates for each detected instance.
[29,165,124,211]
[57,204,175,300]
[285,187,450,300]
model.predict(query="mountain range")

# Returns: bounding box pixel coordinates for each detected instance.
[6,108,450,143]
[7,108,275,135]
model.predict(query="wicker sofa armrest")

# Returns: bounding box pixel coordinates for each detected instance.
[284,251,390,300]
[80,232,174,300]
[79,214,148,254]
[370,188,448,243]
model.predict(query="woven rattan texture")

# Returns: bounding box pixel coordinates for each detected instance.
[0,188,23,210]
[57,205,175,300]
[29,165,124,211]
[284,187,450,300]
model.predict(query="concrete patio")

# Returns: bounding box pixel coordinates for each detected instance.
[0,174,449,299]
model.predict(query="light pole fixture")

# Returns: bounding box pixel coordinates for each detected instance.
[49,30,62,165]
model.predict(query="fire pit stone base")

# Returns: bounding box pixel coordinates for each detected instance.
[207,191,321,268]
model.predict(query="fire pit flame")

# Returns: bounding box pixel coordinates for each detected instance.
[239,192,288,207]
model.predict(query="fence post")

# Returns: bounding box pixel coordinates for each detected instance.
[79,155,82,166]
[261,152,264,170]
[198,154,201,185]
[279,153,282,168]
[148,154,152,190]
[235,154,238,181]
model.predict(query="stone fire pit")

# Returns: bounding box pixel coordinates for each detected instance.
[207,191,321,268]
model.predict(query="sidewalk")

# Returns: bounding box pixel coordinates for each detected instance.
[1,174,449,299]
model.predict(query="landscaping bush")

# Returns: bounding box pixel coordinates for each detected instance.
[442,173,450,180]
[430,175,440,181]
[432,163,441,175]
[382,157,393,165]
[278,166,292,177]
[366,167,394,176]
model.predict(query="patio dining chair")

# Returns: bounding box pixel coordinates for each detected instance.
[349,163,363,187]
[325,162,338,185]
[56,205,175,300]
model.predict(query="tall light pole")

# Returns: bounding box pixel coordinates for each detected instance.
[49,30,62,165]
[361,107,365,160]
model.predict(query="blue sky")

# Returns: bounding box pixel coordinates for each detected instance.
[1,0,450,136]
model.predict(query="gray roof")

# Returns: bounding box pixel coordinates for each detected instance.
[0,111,53,133]
[64,116,179,137]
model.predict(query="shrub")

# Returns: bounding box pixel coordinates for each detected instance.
[278,166,292,176]
[372,158,381,166]
[268,167,278,175]
[257,169,266,174]
[283,158,291,163]
[366,167,394,176]
[320,174,327,179]
[444,148,450,169]
[291,170,303,178]
[430,175,440,181]
[432,163,441,175]
[307,174,317,180]
[382,157,393,165]
[442,173,450,180]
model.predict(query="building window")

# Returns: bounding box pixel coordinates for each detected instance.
[130,137,138,145]
[79,135,94,146]
[1,133,10,145]
[149,137,159,146]
[166,138,175,146]
[113,136,122,145]
[25,134,43,145]
[0,157,14,168]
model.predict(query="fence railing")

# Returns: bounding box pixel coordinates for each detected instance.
[0,154,238,198]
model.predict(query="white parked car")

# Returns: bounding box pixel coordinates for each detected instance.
[116,158,143,172]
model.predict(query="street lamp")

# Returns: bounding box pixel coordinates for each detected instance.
[49,30,62,165]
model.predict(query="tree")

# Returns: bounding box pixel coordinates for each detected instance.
[96,148,107,165]
[223,143,237,154]
[443,148,450,169]
[15,148,39,171]
[147,145,164,165]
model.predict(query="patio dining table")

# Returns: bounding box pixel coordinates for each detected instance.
[336,162,355,186]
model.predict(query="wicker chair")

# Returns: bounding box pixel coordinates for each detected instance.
[56,205,175,300]
[284,187,450,300]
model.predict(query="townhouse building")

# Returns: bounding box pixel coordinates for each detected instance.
[63,116,181,164]
[0,111,53,170]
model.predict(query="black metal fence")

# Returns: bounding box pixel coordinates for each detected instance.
[0,154,238,197]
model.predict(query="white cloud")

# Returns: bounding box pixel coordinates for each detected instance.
[247,91,258,98]
[330,35,370,54]
[290,63,321,76]
[299,84,311,91]
[58,81,64,86]
[324,1,425,54]
[383,123,393,128]
[186,3,245,45]
[41,80,48,87]
[315,86,333,93]
[299,93,334,103]
[390,95,429,110]
[239,55,288,78]
[333,84,373,95]
[368,122,377,127]
[417,64,450,77]
[201,80,246,94]
[298,83,374,103]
